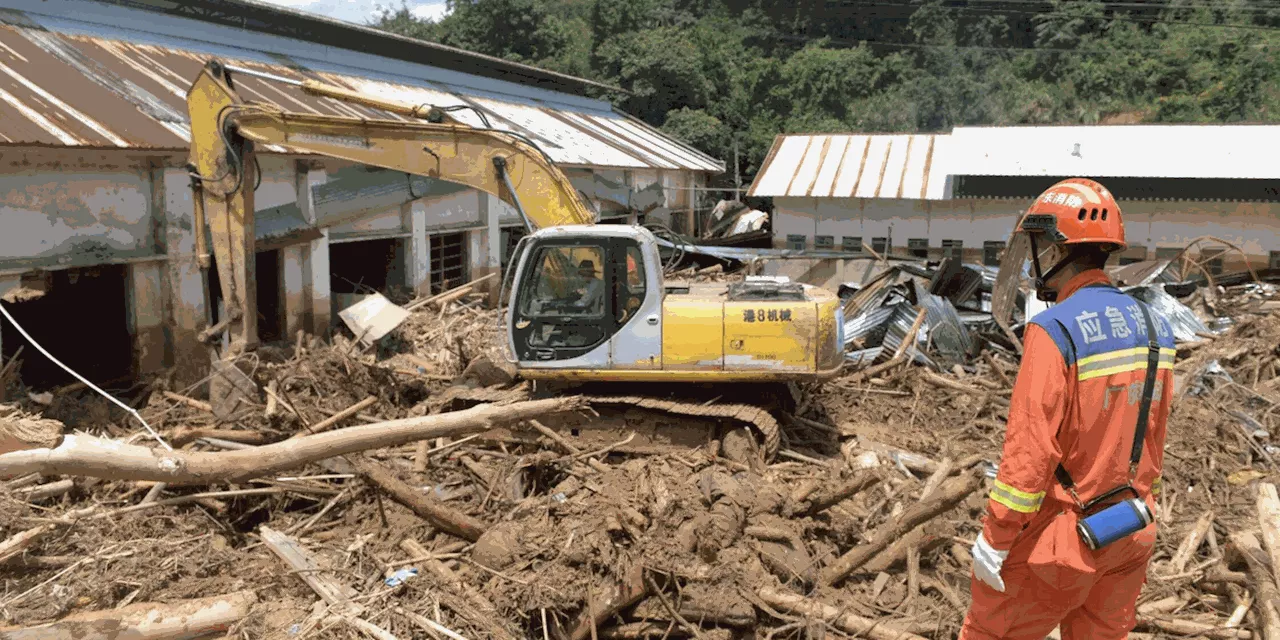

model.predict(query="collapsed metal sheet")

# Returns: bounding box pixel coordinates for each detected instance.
[1124,284,1210,342]
[337,292,410,345]
[913,280,973,366]
[843,305,896,348]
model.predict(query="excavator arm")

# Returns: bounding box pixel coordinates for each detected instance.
[185,59,594,356]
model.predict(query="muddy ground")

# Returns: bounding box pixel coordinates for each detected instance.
[0,282,1277,639]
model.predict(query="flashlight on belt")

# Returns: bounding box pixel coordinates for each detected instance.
[1074,486,1153,551]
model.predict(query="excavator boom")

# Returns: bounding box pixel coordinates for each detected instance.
[186,59,593,359]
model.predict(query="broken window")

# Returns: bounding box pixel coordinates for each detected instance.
[871,237,888,255]
[983,241,1005,266]
[1201,248,1224,276]
[908,238,929,258]
[1,266,132,390]
[1155,247,1182,261]
[430,233,468,294]
[842,236,862,254]
[500,229,526,270]
[942,239,963,260]
[1270,251,1280,270]
[786,234,806,251]
[815,235,834,250]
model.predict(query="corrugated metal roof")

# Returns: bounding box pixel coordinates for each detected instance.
[947,125,1280,180]
[0,4,723,173]
[749,133,949,200]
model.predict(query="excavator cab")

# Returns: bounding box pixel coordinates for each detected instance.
[504,225,664,371]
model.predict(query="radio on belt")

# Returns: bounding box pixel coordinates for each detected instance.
[1075,487,1154,551]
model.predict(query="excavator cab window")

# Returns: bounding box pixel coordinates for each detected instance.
[513,243,612,360]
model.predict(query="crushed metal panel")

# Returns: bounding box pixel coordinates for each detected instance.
[1125,284,1209,342]
[912,280,972,365]
[338,292,410,344]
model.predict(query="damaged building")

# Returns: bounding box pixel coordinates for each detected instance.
[751,124,1280,285]
[0,0,723,388]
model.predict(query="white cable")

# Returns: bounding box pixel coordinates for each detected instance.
[0,300,172,451]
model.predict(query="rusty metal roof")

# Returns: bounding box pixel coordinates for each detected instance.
[749,133,950,200]
[0,5,723,173]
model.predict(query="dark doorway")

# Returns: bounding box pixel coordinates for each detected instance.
[1,266,132,390]
[255,249,283,343]
[330,238,400,294]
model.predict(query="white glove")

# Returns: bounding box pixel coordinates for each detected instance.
[972,533,1009,592]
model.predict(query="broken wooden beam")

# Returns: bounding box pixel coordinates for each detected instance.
[291,395,379,438]
[0,589,257,640]
[757,586,927,640]
[1231,531,1280,640]
[0,396,584,484]
[801,469,883,517]
[821,471,983,586]
[161,391,213,414]
[356,458,488,542]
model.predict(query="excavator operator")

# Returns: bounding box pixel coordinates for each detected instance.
[960,178,1176,639]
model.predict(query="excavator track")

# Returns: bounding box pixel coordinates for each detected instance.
[435,383,783,462]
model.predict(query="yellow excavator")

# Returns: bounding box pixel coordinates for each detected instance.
[186,60,845,458]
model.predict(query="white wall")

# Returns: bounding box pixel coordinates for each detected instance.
[775,196,1280,265]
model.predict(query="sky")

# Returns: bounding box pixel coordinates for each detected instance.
[252,0,450,26]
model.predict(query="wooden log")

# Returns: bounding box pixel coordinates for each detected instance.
[166,428,267,448]
[11,479,72,502]
[0,410,62,456]
[0,525,53,564]
[0,590,257,640]
[1230,531,1280,640]
[291,396,379,438]
[802,470,883,516]
[406,273,496,312]
[356,458,487,542]
[566,565,648,640]
[0,397,583,484]
[821,471,983,586]
[259,526,396,639]
[1169,510,1215,575]
[1136,615,1251,638]
[757,586,927,640]
[400,538,512,638]
[1259,484,1280,585]
[161,391,213,414]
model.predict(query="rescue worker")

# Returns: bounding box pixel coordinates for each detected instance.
[960,178,1176,639]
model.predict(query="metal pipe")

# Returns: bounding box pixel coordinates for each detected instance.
[223,64,304,87]
[494,157,535,233]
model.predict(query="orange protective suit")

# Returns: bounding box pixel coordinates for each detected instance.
[960,269,1176,640]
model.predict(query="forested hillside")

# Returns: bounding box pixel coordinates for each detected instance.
[372,0,1280,185]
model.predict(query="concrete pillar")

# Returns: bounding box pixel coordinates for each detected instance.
[162,168,209,385]
[126,261,167,376]
[477,191,501,305]
[282,244,305,339]
[404,200,431,296]
[296,163,331,338]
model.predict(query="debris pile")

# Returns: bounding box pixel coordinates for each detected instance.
[1,269,1280,639]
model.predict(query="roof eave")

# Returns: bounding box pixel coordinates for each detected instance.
[91,0,629,97]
